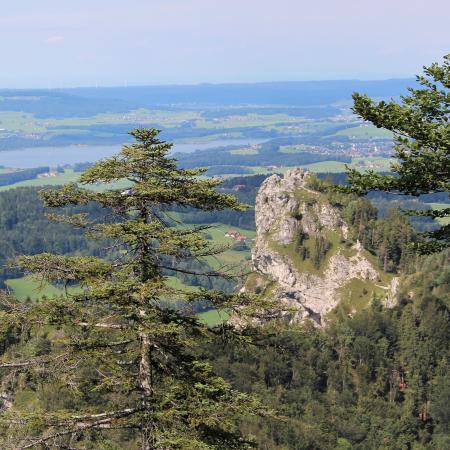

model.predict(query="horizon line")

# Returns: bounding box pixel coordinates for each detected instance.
[0,76,417,91]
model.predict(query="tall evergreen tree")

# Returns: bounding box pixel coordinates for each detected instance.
[0,129,272,449]
[342,55,449,253]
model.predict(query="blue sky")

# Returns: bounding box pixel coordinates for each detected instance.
[0,0,448,88]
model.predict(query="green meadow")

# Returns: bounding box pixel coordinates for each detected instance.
[336,124,394,139]
[197,308,230,326]
[5,275,81,301]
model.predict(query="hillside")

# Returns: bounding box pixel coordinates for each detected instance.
[244,168,398,325]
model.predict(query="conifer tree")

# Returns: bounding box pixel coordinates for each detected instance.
[342,55,449,253]
[0,129,272,449]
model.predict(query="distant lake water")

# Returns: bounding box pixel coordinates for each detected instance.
[0,139,264,169]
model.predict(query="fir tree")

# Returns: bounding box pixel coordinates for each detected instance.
[341,55,449,253]
[0,129,273,449]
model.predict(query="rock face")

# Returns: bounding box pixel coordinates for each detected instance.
[247,168,397,326]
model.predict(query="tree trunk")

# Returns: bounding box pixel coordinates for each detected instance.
[140,332,153,450]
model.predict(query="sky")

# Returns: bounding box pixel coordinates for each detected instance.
[0,0,448,88]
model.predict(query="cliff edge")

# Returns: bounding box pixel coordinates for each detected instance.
[245,168,398,326]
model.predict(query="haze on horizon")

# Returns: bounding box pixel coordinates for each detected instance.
[0,0,448,89]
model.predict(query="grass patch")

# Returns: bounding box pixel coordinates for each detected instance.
[229,147,259,155]
[330,277,391,322]
[293,186,320,203]
[0,169,132,192]
[269,228,342,277]
[302,161,348,173]
[0,169,80,191]
[197,309,229,326]
[428,203,450,225]
[6,275,81,301]
[336,125,394,139]
[244,272,276,300]
[165,276,199,292]
[279,144,311,154]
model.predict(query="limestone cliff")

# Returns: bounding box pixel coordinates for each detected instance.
[245,168,398,326]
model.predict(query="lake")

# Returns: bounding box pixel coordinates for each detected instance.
[0,139,264,169]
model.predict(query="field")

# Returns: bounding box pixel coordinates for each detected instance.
[351,156,393,171]
[279,144,312,153]
[6,275,229,326]
[429,203,450,225]
[301,161,348,173]
[0,154,394,191]
[336,124,394,139]
[0,109,200,136]
[0,169,80,191]
[0,112,47,133]
[195,113,304,130]
[0,108,348,150]
[223,157,393,177]
[299,157,392,174]
[5,221,254,324]
[5,275,81,301]
[0,169,133,192]
[199,223,255,274]
[229,147,259,155]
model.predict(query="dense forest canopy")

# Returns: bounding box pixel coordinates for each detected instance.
[208,248,450,449]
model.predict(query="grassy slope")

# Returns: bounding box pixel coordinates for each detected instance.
[269,229,343,277]
[6,222,254,323]
[164,222,254,324]
[159,218,255,273]
[7,275,229,326]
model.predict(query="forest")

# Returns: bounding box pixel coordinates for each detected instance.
[0,58,448,449]
[0,154,447,449]
[208,248,450,449]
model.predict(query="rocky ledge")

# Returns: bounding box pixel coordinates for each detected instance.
[245,168,398,326]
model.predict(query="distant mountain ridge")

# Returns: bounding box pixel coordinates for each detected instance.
[65,78,415,106]
[0,78,415,119]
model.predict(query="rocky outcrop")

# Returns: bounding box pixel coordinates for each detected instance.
[246,168,397,326]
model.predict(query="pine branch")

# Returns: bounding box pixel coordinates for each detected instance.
[17,408,141,449]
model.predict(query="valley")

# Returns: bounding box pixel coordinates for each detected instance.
[0,79,448,449]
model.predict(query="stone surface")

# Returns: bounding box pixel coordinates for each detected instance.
[247,168,398,326]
